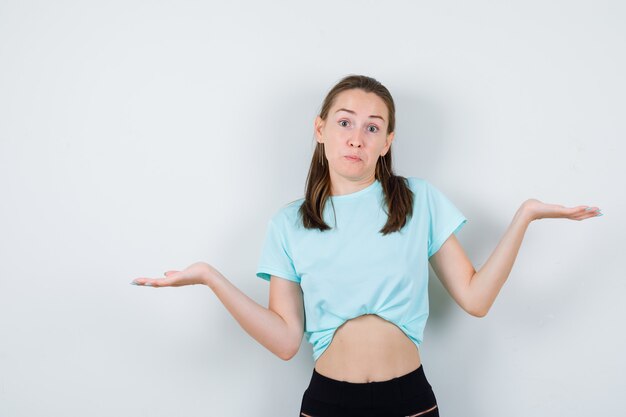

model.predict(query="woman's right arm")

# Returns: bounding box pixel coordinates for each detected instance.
[132,262,304,361]
[208,270,305,361]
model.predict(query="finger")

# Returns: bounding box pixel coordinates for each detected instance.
[151,276,180,287]
[582,207,603,218]
[567,206,599,214]
[570,207,602,220]
[130,278,163,287]
[160,273,189,287]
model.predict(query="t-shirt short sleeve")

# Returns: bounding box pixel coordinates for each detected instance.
[425,180,468,258]
[256,214,301,283]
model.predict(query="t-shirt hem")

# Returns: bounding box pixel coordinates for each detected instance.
[256,267,301,283]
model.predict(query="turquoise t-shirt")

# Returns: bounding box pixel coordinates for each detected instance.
[256,176,468,362]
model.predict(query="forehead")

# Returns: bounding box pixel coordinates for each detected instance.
[330,89,388,118]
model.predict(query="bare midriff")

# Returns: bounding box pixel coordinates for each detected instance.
[314,313,422,383]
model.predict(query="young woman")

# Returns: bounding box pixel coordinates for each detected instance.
[131,75,602,417]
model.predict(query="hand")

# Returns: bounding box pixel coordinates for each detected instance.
[522,198,603,222]
[131,261,220,288]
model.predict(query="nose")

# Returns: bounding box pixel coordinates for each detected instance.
[348,129,364,147]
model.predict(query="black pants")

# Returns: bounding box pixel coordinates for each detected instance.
[299,364,440,417]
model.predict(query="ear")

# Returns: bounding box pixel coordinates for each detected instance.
[314,115,325,143]
[382,131,395,155]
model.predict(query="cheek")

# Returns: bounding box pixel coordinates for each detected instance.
[327,124,343,136]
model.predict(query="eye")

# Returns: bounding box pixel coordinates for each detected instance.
[368,125,379,133]
[339,120,349,127]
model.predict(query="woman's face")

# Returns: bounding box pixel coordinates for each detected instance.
[314,88,394,185]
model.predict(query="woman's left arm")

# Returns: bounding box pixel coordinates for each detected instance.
[429,199,602,317]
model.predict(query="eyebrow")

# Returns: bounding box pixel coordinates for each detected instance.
[335,108,385,122]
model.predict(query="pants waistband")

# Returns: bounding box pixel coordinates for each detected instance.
[305,364,434,407]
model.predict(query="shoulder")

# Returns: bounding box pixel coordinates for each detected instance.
[406,177,448,209]
[406,176,430,194]
[268,197,305,229]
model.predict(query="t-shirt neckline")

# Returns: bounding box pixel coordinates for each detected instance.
[329,178,381,201]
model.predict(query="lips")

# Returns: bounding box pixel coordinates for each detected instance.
[344,155,361,161]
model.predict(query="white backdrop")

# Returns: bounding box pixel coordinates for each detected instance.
[1,1,624,416]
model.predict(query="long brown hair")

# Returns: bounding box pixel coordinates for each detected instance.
[297,74,414,235]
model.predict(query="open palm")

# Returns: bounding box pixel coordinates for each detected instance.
[131,261,213,287]
[523,198,602,222]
